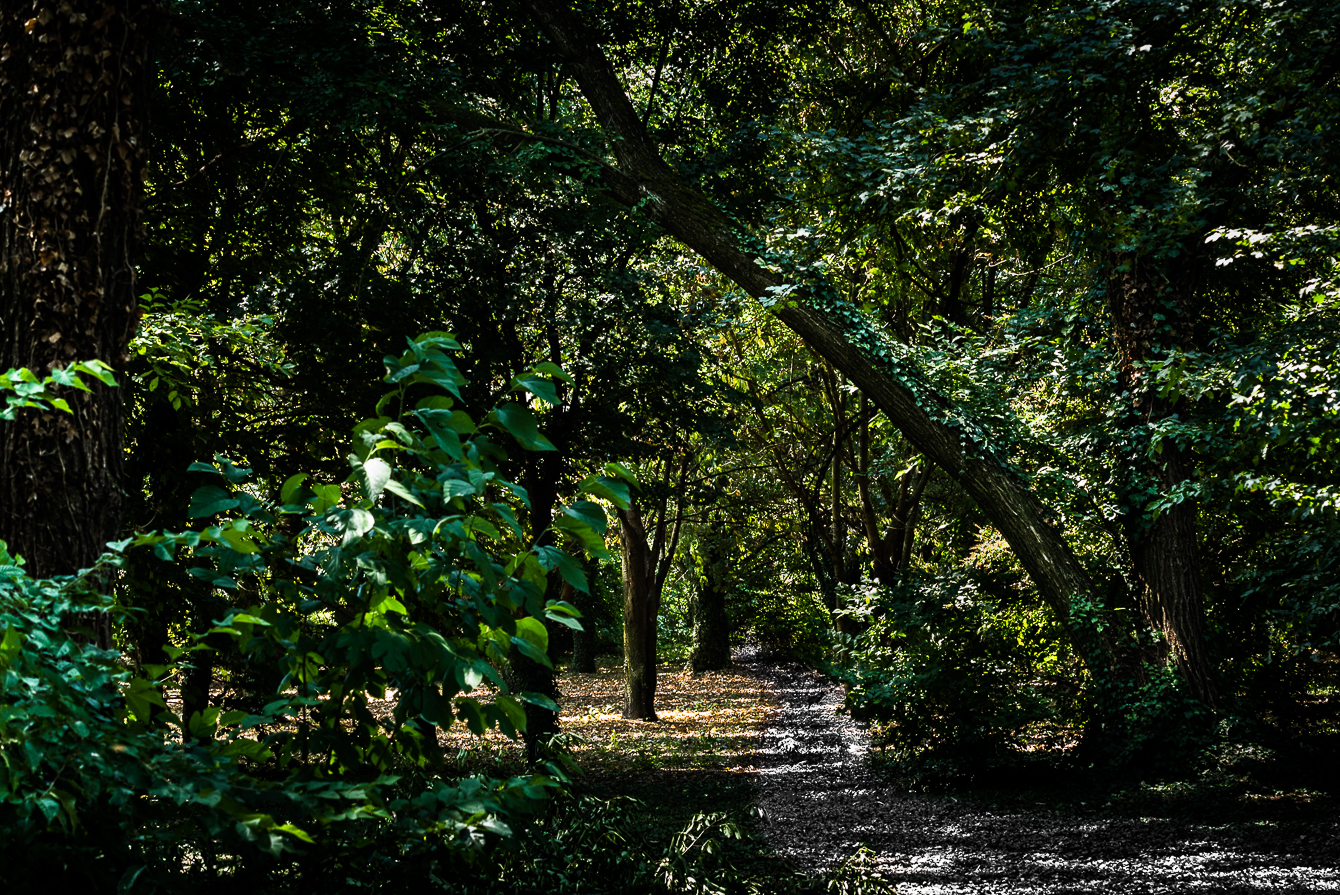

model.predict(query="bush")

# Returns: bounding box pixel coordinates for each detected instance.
[751,587,830,657]
[0,334,626,891]
[829,572,1057,767]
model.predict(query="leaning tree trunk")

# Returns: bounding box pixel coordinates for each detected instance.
[519,0,1125,678]
[1107,254,1215,703]
[0,1,149,582]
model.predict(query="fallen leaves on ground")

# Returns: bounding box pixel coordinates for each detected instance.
[438,658,772,777]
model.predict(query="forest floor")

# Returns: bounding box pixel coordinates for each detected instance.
[442,646,1340,893]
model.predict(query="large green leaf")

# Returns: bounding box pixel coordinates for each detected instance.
[494,404,555,451]
[188,486,240,519]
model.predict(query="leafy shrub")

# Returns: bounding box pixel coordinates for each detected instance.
[468,793,889,895]
[1068,597,1217,776]
[830,572,1056,766]
[0,334,625,891]
[751,587,831,656]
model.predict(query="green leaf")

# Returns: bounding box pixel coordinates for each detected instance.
[220,528,261,555]
[370,591,408,615]
[456,697,486,735]
[544,605,584,631]
[280,473,310,505]
[535,546,588,593]
[310,483,342,515]
[513,374,561,406]
[359,456,393,500]
[562,499,607,535]
[383,477,424,507]
[415,408,464,460]
[493,404,555,451]
[549,509,608,560]
[530,361,574,385]
[340,508,377,545]
[510,616,550,666]
[517,691,559,711]
[71,359,117,386]
[493,695,528,733]
[188,485,241,519]
[578,475,631,509]
[603,461,637,482]
[443,478,477,501]
[188,567,239,589]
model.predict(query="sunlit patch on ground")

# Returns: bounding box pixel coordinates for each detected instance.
[436,657,773,776]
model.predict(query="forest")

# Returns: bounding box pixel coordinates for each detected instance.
[1,0,1338,890]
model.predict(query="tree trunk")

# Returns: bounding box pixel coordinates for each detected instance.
[828,369,849,590]
[618,499,658,720]
[617,461,687,720]
[688,523,731,674]
[515,448,564,756]
[570,557,598,673]
[1107,254,1215,703]
[0,1,149,585]
[856,395,933,583]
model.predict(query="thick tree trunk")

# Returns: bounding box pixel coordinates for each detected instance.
[616,460,687,719]
[570,557,598,673]
[0,1,148,583]
[521,0,1121,675]
[688,524,731,674]
[618,500,658,720]
[1107,255,1215,703]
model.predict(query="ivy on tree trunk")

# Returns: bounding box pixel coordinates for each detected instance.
[1107,253,1215,703]
[522,0,1126,682]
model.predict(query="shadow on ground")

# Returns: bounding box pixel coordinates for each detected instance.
[738,644,1340,894]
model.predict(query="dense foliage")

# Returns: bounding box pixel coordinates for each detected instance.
[1,0,1338,889]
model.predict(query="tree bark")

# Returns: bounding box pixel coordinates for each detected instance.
[1107,254,1215,703]
[0,1,149,582]
[521,0,1120,675]
[856,395,933,582]
[618,498,658,720]
[617,460,686,719]
[688,522,731,674]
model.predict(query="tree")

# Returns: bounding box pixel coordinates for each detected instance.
[518,0,1116,676]
[617,459,686,720]
[687,515,732,674]
[0,1,150,580]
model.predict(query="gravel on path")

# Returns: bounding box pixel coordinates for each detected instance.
[734,643,1340,894]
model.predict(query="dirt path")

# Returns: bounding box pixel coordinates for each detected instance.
[735,644,1340,894]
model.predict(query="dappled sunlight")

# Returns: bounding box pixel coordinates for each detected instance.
[748,650,1340,894]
